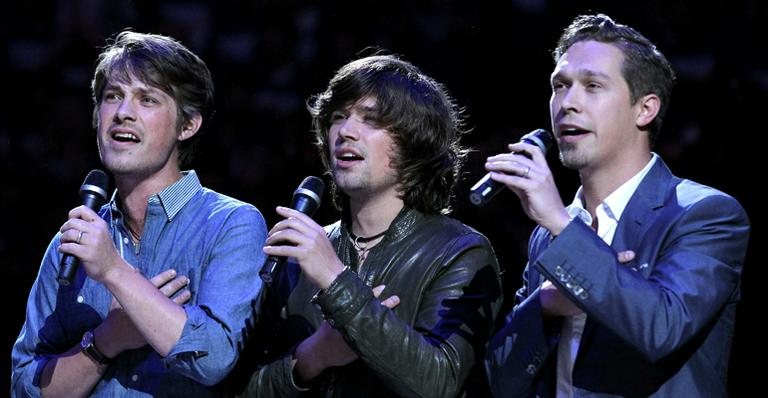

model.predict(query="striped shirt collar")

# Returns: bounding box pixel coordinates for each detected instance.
[109,170,202,222]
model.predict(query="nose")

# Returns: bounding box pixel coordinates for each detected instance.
[558,86,581,114]
[336,117,360,142]
[113,98,136,123]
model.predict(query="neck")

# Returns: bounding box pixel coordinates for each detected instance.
[348,192,404,238]
[115,168,184,238]
[580,152,651,214]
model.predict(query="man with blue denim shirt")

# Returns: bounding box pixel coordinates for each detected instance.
[11,31,267,396]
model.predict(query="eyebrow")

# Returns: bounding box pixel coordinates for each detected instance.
[104,79,165,94]
[579,69,611,80]
[353,103,378,113]
[552,68,612,82]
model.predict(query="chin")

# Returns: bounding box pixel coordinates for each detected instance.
[559,151,589,170]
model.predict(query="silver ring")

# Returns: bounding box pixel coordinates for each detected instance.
[76,230,84,244]
[523,166,531,178]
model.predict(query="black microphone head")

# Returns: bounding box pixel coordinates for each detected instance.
[291,176,325,216]
[520,128,554,154]
[81,169,109,198]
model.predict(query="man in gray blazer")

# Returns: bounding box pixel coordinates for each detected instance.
[483,13,749,397]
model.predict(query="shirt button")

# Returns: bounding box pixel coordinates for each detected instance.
[526,364,536,375]
[131,374,139,382]
[76,295,84,303]
[123,237,130,245]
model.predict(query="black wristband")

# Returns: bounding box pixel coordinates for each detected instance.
[80,330,112,365]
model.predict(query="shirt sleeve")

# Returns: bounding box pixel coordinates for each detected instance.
[163,203,268,386]
[12,235,70,398]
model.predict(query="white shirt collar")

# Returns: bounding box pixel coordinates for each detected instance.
[566,153,658,227]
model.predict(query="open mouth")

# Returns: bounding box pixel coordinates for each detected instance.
[560,127,590,137]
[111,131,140,143]
[336,153,363,161]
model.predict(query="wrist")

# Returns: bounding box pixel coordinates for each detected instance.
[546,211,571,236]
[80,329,113,366]
[92,323,121,359]
[290,356,313,391]
[100,258,130,285]
[317,262,348,290]
[293,341,319,385]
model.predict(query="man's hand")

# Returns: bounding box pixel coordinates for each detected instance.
[293,285,400,383]
[263,206,347,289]
[94,269,191,358]
[540,250,636,317]
[58,206,127,282]
[484,142,570,235]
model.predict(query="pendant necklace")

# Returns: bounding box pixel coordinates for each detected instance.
[349,229,387,263]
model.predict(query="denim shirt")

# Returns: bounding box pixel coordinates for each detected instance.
[12,171,267,397]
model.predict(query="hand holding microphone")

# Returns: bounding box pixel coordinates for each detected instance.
[469,129,554,206]
[260,176,325,284]
[472,128,571,235]
[58,170,110,285]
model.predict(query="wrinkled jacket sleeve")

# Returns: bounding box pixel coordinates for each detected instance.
[163,204,268,385]
[485,226,560,398]
[313,233,501,398]
[535,194,749,361]
[241,354,307,398]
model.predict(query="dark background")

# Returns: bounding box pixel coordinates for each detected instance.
[2,1,764,395]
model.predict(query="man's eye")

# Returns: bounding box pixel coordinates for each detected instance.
[330,112,347,122]
[141,96,159,105]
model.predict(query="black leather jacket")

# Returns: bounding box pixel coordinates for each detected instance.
[231,207,502,397]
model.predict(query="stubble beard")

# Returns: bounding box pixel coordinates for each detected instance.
[333,167,371,196]
[558,142,589,171]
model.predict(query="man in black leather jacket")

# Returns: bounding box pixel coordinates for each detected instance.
[227,54,502,397]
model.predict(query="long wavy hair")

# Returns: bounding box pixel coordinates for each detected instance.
[309,54,468,214]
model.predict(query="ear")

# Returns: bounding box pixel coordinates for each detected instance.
[635,94,660,130]
[178,112,202,141]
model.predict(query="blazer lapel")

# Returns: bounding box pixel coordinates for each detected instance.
[610,158,673,257]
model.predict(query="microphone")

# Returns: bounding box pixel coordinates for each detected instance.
[260,176,326,284]
[469,128,554,207]
[58,169,110,286]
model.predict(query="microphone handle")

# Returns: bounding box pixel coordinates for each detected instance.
[58,255,80,286]
[259,256,284,284]
[469,174,503,206]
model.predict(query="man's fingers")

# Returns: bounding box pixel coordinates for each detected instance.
[149,269,178,287]
[617,250,636,264]
[171,290,192,305]
[372,285,386,298]
[158,276,190,297]
[380,295,400,309]
[372,285,398,308]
